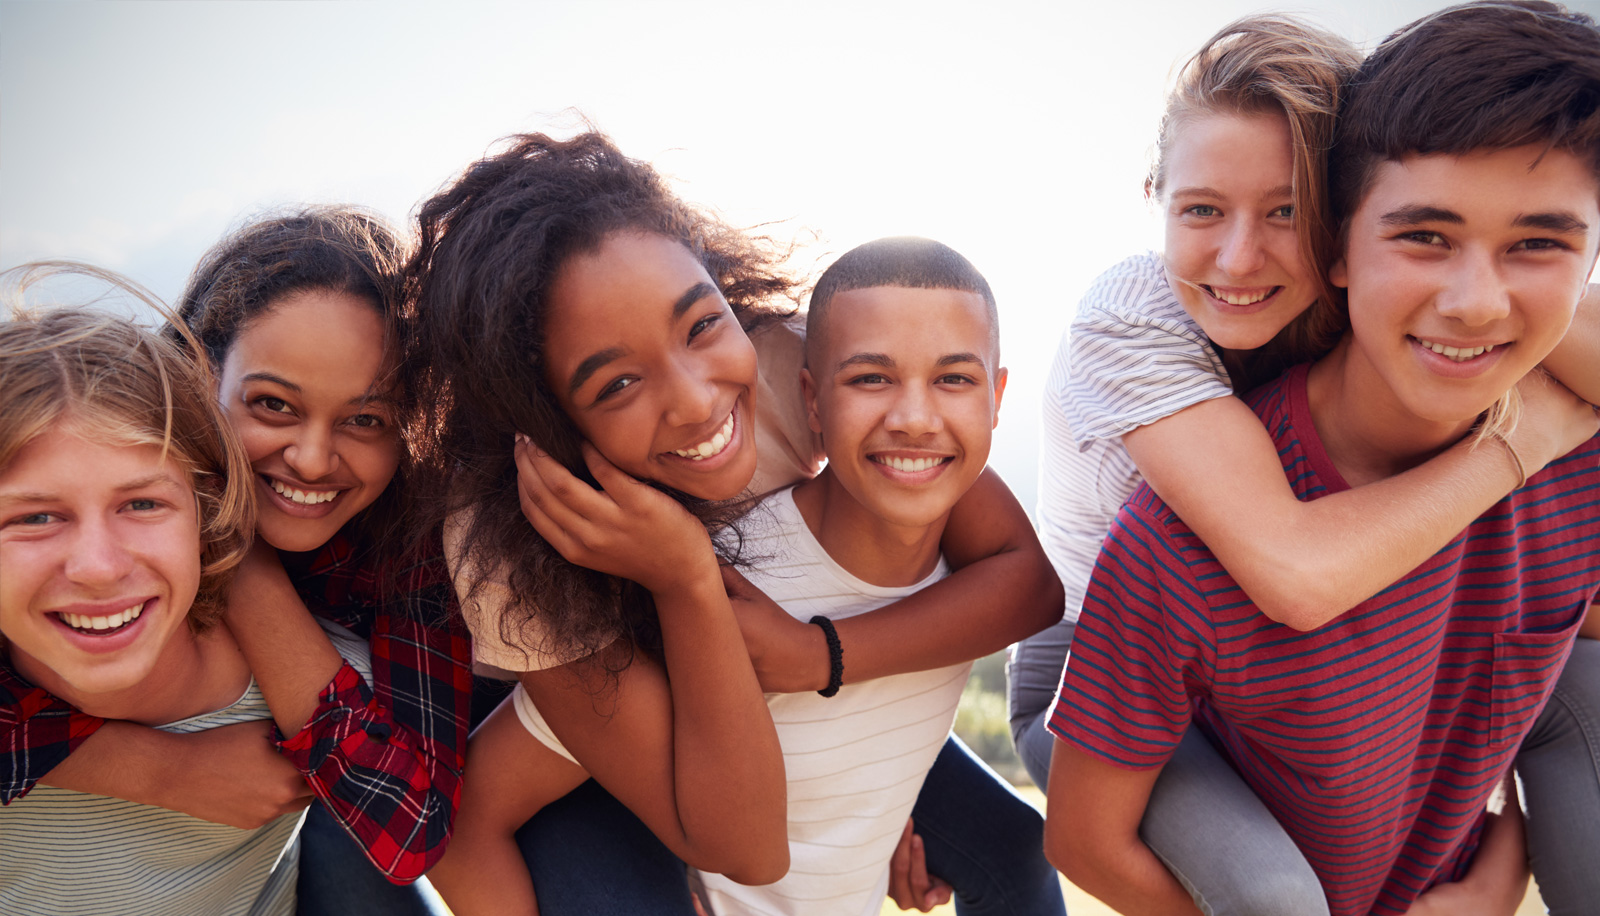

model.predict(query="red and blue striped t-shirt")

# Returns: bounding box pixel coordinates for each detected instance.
[1050,364,1600,916]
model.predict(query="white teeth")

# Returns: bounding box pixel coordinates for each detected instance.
[1209,288,1274,306]
[672,412,736,460]
[269,479,338,505]
[61,603,143,633]
[1417,338,1494,362]
[878,456,945,473]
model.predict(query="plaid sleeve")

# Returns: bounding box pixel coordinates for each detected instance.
[0,662,105,803]
[278,533,474,883]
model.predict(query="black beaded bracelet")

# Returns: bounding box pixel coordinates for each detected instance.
[809,615,844,698]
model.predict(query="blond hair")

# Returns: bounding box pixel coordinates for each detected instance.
[0,263,254,631]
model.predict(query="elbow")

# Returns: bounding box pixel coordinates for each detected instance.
[1042,815,1087,884]
[1253,593,1343,633]
[702,841,790,887]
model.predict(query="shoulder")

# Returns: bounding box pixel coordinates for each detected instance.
[1073,252,1194,332]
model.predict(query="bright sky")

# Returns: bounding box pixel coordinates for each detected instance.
[6,0,1594,511]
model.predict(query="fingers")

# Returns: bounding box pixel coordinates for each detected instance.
[515,435,615,534]
[887,818,916,908]
[908,830,935,910]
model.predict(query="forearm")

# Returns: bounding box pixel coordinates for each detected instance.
[226,572,346,735]
[657,578,788,883]
[1129,397,1525,631]
[829,468,1061,686]
[274,616,472,881]
[1541,283,1600,406]
[38,720,172,804]
[1046,831,1201,916]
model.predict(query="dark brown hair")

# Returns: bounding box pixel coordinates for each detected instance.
[1151,15,1363,389]
[168,206,416,558]
[410,130,797,664]
[807,236,999,365]
[2,266,255,631]
[1331,1,1600,231]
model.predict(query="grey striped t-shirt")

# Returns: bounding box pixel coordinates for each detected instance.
[0,620,372,916]
[1037,252,1234,622]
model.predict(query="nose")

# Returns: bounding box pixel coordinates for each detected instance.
[64,516,136,587]
[885,384,943,438]
[664,358,719,429]
[1435,249,1510,328]
[283,426,339,481]
[1217,218,1267,278]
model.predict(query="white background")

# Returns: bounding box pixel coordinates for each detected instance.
[7,0,1595,511]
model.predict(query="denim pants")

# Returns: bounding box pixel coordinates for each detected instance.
[1517,635,1600,916]
[294,801,451,916]
[910,734,1066,916]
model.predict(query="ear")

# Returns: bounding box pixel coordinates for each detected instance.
[1329,256,1349,290]
[800,367,823,435]
[991,367,1008,428]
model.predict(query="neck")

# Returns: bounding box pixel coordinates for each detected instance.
[42,624,251,727]
[1305,336,1477,487]
[791,470,945,587]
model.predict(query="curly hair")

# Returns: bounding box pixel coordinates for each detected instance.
[410,130,798,666]
[1150,14,1363,389]
[168,206,417,560]
[1,264,255,632]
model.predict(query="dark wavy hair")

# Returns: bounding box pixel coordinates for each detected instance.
[167,206,416,562]
[410,130,797,665]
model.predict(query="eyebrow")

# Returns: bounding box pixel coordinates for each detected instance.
[243,371,398,409]
[938,353,986,368]
[1516,211,1591,233]
[672,282,719,321]
[0,473,186,506]
[1378,205,1463,227]
[836,352,895,372]
[1168,185,1294,201]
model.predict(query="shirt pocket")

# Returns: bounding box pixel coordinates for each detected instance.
[1489,609,1584,749]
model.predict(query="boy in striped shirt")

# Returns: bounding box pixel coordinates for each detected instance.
[1045,3,1600,915]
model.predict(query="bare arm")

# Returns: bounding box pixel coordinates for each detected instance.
[1126,369,1599,631]
[1044,738,1202,916]
[735,468,1064,693]
[224,541,346,736]
[512,440,788,884]
[40,719,312,828]
[426,696,586,916]
[1540,283,1600,406]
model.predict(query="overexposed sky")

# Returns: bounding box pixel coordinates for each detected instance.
[6,0,1593,509]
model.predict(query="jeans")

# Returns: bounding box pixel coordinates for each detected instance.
[911,735,1066,916]
[294,800,451,916]
[1007,620,1328,916]
[1517,635,1600,916]
[515,779,698,916]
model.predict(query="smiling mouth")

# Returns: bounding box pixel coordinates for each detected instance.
[266,476,340,505]
[1414,337,1497,362]
[1201,285,1280,306]
[56,602,145,634]
[872,455,952,473]
[670,412,735,461]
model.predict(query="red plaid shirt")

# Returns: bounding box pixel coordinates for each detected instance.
[0,529,473,883]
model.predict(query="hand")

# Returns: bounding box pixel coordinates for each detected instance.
[1505,368,1600,472]
[722,566,827,693]
[162,720,315,829]
[513,437,716,595]
[1400,877,1520,916]
[888,818,953,912]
